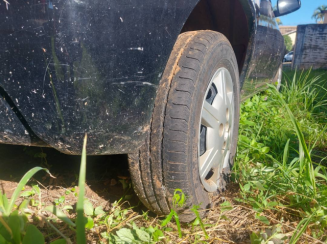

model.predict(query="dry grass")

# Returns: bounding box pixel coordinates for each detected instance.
[1,177,324,243]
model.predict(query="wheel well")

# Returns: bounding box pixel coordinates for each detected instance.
[181,0,252,73]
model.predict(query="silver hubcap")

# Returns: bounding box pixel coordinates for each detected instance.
[199,68,234,192]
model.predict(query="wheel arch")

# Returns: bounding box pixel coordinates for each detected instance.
[181,0,256,75]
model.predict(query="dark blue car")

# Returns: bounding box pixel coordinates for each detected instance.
[0,0,300,220]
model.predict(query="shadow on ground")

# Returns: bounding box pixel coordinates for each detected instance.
[0,144,133,207]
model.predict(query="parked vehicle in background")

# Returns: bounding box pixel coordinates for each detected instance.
[0,0,300,220]
[284,51,294,62]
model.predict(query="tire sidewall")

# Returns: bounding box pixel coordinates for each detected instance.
[187,36,240,211]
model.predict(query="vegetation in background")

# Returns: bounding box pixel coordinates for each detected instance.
[312,5,327,23]
[276,17,283,26]
[234,69,327,243]
[283,35,293,53]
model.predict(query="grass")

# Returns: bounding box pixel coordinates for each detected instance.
[0,69,326,243]
[234,68,327,243]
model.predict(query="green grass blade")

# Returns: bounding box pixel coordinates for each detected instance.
[191,205,208,239]
[0,215,13,238]
[268,84,316,195]
[76,134,87,244]
[289,213,314,244]
[161,211,174,227]
[6,167,52,215]
[173,212,182,238]
[283,139,290,169]
[0,194,9,213]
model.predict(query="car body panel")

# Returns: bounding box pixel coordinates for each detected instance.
[0,90,32,146]
[241,0,285,101]
[0,0,283,155]
[0,0,199,154]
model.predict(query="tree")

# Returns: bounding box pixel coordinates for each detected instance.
[312,5,327,23]
[276,18,283,26]
[283,35,292,52]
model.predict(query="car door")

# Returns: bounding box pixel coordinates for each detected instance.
[241,0,284,100]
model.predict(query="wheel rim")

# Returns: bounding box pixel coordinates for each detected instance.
[198,68,234,192]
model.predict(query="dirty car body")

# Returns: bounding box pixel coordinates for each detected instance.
[0,0,284,155]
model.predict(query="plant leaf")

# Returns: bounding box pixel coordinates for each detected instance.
[76,135,88,244]
[8,211,22,244]
[44,205,76,227]
[152,229,164,242]
[243,183,251,192]
[119,179,129,190]
[63,205,73,211]
[191,205,208,239]
[268,84,316,194]
[20,191,34,197]
[85,217,94,230]
[220,201,233,213]
[135,228,150,242]
[32,185,40,195]
[173,211,182,238]
[83,200,94,216]
[18,200,29,212]
[1,194,8,213]
[253,181,266,191]
[94,206,105,216]
[116,228,136,243]
[101,232,110,239]
[161,211,174,227]
[283,139,290,168]
[250,232,263,244]
[289,214,314,244]
[255,214,270,225]
[0,234,7,244]
[50,239,67,244]
[7,167,52,215]
[261,147,270,154]
[22,225,44,244]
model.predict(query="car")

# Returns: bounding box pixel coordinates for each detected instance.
[284,51,294,62]
[0,0,300,221]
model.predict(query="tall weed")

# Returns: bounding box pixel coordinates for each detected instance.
[234,70,327,242]
[0,168,56,243]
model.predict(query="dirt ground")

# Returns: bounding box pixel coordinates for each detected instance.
[0,144,133,212]
[0,144,321,244]
[0,144,256,243]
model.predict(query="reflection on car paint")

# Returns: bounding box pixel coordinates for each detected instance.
[241,0,284,101]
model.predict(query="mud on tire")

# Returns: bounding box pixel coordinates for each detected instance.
[128,30,240,222]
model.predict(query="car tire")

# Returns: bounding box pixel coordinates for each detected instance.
[128,30,240,222]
